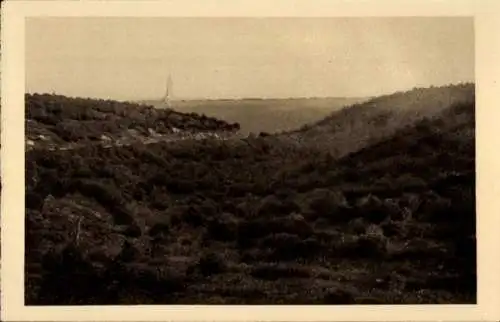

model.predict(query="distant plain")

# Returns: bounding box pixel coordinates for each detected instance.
[141,97,369,135]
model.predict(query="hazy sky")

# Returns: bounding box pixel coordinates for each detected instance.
[26,17,474,100]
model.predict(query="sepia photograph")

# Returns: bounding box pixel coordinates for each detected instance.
[23,16,477,305]
[2,0,500,321]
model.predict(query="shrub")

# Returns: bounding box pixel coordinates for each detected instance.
[382,198,404,221]
[260,233,322,261]
[236,220,272,248]
[354,194,388,224]
[26,191,44,210]
[394,173,428,189]
[167,205,204,228]
[260,232,302,249]
[207,212,239,241]
[36,243,103,305]
[122,224,142,238]
[148,221,170,238]
[250,263,311,280]
[236,214,313,249]
[227,183,253,197]
[322,288,356,304]
[336,234,388,259]
[198,199,219,217]
[276,213,314,237]
[355,296,385,304]
[380,220,408,238]
[115,240,142,263]
[272,237,324,260]
[303,188,351,222]
[197,252,227,276]
[399,193,422,213]
[107,263,186,303]
[183,206,205,227]
[389,238,447,260]
[353,235,388,258]
[416,191,452,222]
[166,179,196,194]
[365,224,385,237]
[347,217,368,235]
[75,179,136,226]
[257,194,299,216]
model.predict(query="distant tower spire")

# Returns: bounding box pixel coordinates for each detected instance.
[164,74,173,108]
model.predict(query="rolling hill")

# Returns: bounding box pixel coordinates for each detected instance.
[25,84,475,305]
[26,93,240,147]
[282,83,475,158]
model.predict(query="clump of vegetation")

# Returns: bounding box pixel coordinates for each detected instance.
[196,252,227,276]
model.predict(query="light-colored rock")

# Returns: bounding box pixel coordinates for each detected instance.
[100,134,112,141]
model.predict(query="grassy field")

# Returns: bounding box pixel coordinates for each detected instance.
[25,84,475,304]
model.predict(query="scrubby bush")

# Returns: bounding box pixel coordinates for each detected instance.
[347,217,368,235]
[148,220,170,238]
[380,220,408,238]
[302,188,351,222]
[389,238,447,260]
[167,205,205,227]
[256,195,283,216]
[354,234,388,258]
[115,240,142,263]
[26,191,44,210]
[35,243,106,305]
[256,194,300,217]
[382,198,403,220]
[206,212,239,241]
[335,234,388,259]
[260,232,302,249]
[250,263,311,280]
[196,252,227,276]
[354,194,389,224]
[416,191,453,222]
[322,288,356,304]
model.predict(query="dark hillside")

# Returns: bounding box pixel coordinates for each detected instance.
[284,83,474,157]
[25,85,475,305]
[26,93,240,145]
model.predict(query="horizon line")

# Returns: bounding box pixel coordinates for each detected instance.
[137,95,373,102]
[25,92,373,102]
[25,81,474,103]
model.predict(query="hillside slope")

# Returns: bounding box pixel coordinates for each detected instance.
[25,85,475,305]
[26,93,240,147]
[282,83,474,157]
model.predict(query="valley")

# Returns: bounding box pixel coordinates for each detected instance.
[25,83,476,305]
[141,97,368,135]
